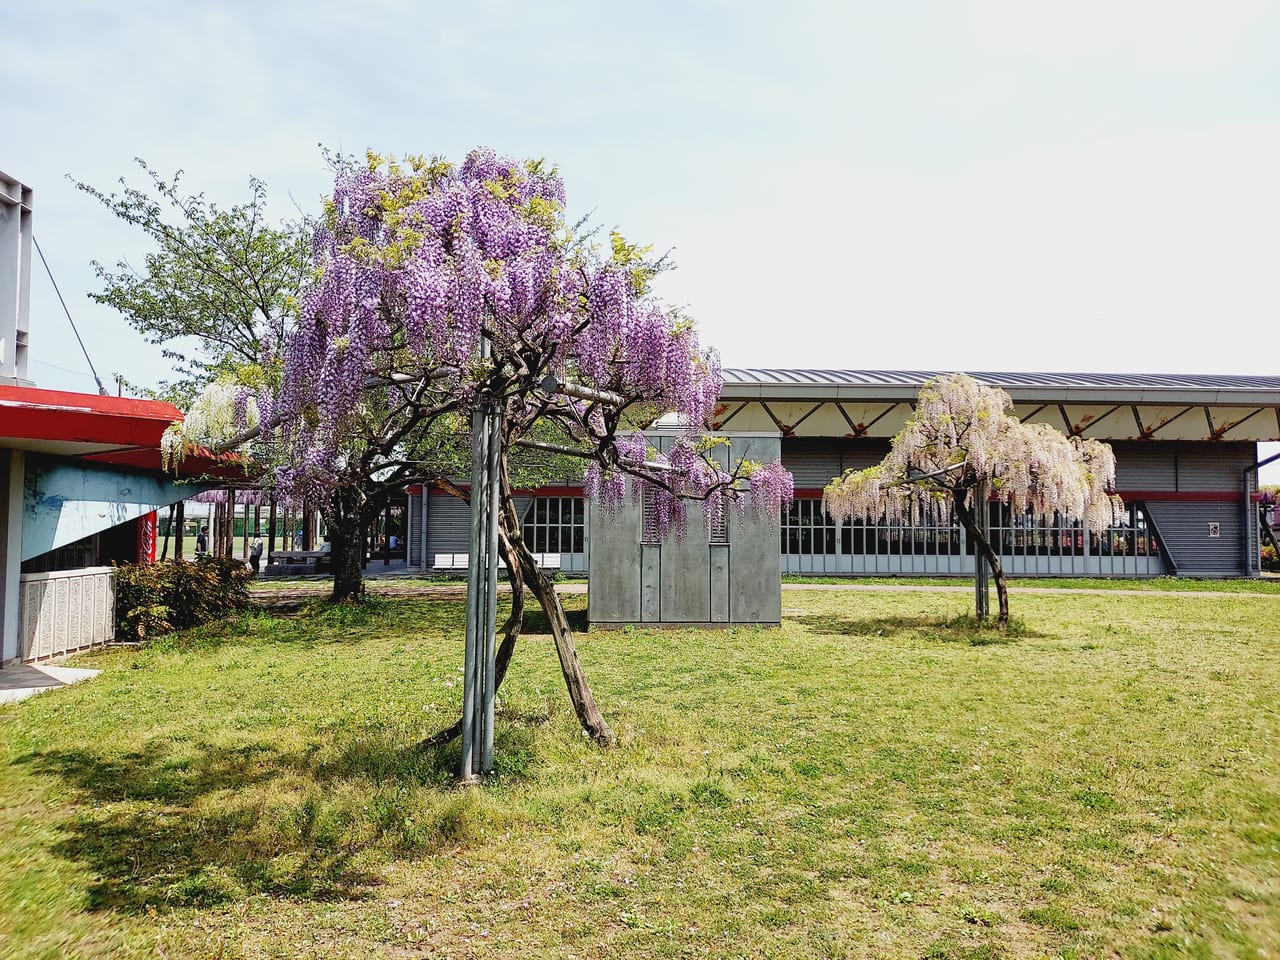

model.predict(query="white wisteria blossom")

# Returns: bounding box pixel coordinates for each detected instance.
[161,378,259,470]
[823,373,1124,627]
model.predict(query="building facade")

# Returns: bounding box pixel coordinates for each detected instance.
[402,369,1280,582]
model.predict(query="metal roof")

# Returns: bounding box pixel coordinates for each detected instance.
[718,369,1280,407]
[721,369,1280,391]
[714,369,1280,441]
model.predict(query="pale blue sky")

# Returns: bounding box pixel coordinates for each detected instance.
[4,1,1279,471]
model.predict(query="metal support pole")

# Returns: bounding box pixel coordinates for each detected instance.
[481,405,502,773]
[974,480,989,621]
[460,401,487,782]
[461,390,503,781]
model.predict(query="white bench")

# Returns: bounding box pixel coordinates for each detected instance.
[432,553,561,572]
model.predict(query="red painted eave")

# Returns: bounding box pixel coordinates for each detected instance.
[0,384,183,447]
[0,384,254,481]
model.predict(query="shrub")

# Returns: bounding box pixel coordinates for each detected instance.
[1263,544,1279,572]
[114,557,252,641]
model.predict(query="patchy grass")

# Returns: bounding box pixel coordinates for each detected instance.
[1,589,1277,958]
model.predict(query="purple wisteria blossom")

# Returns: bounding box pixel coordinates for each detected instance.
[255,147,789,540]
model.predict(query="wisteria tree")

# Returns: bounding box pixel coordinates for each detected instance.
[168,149,793,744]
[822,373,1123,629]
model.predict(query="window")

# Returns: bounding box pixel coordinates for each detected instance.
[987,502,1160,558]
[781,496,962,557]
[780,498,839,555]
[523,496,585,553]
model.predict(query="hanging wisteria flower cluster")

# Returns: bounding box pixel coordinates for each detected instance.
[823,373,1124,532]
[237,147,793,535]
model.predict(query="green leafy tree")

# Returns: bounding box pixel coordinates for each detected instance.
[73,159,309,403]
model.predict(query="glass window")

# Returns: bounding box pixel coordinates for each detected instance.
[523,496,587,554]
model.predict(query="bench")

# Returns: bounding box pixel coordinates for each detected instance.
[266,549,330,576]
[432,553,562,572]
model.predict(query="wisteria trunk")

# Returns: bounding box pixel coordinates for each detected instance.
[498,470,615,746]
[329,488,367,603]
[953,487,1010,628]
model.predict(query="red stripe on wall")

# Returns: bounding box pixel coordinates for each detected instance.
[790,488,1243,502]
[429,485,586,498]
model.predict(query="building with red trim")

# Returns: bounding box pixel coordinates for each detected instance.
[403,369,1280,583]
[0,384,242,663]
[1,170,241,664]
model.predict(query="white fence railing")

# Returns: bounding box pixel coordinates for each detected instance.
[18,567,115,663]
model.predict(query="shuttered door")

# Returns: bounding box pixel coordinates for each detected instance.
[425,492,472,566]
[407,489,424,570]
[1144,501,1243,576]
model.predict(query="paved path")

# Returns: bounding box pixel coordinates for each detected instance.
[250,579,1276,608]
[0,663,101,704]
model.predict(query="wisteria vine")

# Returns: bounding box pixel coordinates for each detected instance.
[170,147,793,536]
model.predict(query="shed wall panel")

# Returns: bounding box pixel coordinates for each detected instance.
[640,546,660,622]
[659,505,711,622]
[587,485,644,623]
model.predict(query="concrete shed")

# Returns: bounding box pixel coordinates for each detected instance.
[587,432,782,628]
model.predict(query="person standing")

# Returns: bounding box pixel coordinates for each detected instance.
[196,525,209,556]
[249,531,264,576]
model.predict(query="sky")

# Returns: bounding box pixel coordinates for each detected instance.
[4,0,1279,475]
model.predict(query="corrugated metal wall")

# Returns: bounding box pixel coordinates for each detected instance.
[1111,441,1253,491]
[426,492,471,563]
[784,439,888,488]
[1111,441,1254,576]
[1143,501,1243,576]
[1111,443,1177,488]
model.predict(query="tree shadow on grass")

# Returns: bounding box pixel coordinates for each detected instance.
[520,605,588,634]
[794,614,1041,646]
[14,723,532,913]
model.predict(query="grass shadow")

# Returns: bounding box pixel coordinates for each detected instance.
[15,719,537,913]
[520,605,588,634]
[794,613,1039,646]
[18,742,378,910]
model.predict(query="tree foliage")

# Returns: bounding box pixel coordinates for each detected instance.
[167,147,794,743]
[74,160,309,403]
[823,373,1123,627]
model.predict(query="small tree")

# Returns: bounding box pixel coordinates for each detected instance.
[823,373,1123,628]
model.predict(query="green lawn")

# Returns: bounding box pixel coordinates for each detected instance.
[2,588,1277,958]
[780,575,1280,595]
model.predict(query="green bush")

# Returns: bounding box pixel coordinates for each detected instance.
[114,557,252,641]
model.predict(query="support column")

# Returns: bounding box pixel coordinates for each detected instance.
[460,399,502,781]
[0,450,25,664]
